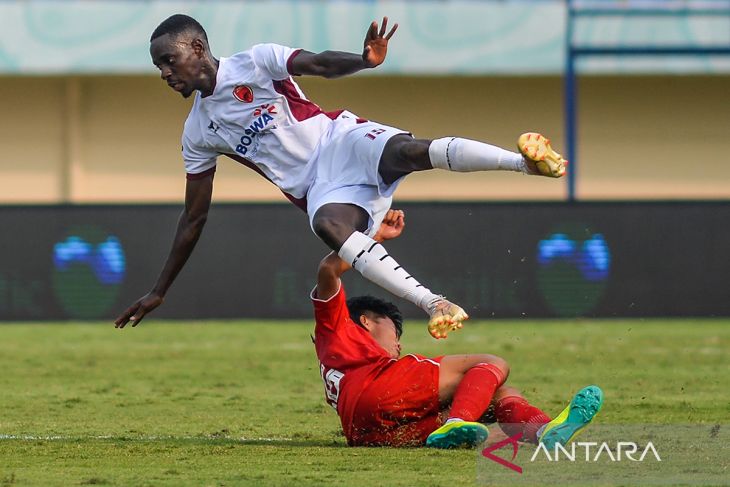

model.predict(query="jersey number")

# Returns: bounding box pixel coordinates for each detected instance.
[365,128,387,140]
[320,364,344,410]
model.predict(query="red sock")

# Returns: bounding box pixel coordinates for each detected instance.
[494,396,551,443]
[449,363,505,422]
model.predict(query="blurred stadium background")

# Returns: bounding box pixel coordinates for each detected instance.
[0,0,728,321]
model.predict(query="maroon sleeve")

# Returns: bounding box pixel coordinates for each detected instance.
[286,49,303,76]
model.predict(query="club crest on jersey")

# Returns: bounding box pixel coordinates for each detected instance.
[232,85,254,103]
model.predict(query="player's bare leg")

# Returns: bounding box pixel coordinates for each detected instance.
[311,203,370,250]
[374,133,565,334]
[312,203,467,338]
[377,133,566,184]
[437,354,510,404]
[491,385,525,404]
[426,354,509,448]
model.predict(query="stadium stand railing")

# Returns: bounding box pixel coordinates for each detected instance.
[564,0,730,201]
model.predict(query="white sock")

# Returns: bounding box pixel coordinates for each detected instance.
[536,423,548,439]
[445,417,464,425]
[429,137,528,173]
[338,232,442,313]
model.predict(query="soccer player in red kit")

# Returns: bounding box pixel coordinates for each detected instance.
[313,210,603,448]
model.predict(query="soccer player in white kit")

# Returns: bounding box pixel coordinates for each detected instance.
[114,14,567,338]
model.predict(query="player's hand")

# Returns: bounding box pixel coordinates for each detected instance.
[114,292,164,329]
[373,209,405,242]
[363,17,398,68]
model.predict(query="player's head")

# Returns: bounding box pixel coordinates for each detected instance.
[347,296,403,359]
[149,14,213,99]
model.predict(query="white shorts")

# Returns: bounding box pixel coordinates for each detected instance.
[307,114,410,236]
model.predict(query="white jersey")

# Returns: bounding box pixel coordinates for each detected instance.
[182,43,351,204]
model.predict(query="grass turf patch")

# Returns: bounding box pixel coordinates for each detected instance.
[0,319,727,486]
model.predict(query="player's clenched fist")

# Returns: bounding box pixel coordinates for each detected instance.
[373,209,405,242]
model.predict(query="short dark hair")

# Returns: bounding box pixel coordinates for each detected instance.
[347,295,403,338]
[150,14,208,43]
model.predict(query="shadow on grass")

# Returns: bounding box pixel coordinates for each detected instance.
[39,436,351,448]
[2,435,445,449]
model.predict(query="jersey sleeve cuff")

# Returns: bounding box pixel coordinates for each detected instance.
[286,49,303,76]
[310,282,343,303]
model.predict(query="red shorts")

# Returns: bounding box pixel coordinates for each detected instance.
[346,354,442,447]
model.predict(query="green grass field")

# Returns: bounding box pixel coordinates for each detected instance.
[0,319,728,486]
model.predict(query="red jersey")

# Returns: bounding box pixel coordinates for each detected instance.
[312,283,393,428]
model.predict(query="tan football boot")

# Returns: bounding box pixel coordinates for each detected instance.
[518,132,567,178]
[427,299,468,339]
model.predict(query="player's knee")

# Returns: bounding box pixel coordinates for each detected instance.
[474,355,510,383]
[312,215,354,250]
[493,356,510,381]
[397,139,430,165]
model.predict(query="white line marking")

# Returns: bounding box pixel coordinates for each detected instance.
[0,434,292,442]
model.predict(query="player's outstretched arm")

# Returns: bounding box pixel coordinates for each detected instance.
[316,210,404,300]
[114,174,214,329]
[290,17,398,79]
